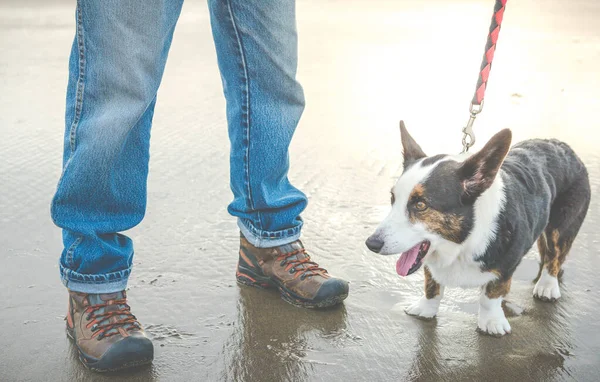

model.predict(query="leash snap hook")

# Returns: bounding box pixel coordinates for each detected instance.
[461,117,476,153]
[461,101,484,153]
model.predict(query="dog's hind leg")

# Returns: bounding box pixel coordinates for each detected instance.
[405,266,444,319]
[533,232,549,284]
[533,229,571,302]
[534,175,590,302]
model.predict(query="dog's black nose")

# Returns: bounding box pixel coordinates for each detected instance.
[365,236,384,253]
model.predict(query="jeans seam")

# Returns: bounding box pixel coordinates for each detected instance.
[69,0,86,154]
[240,217,302,239]
[225,0,263,229]
[65,236,83,268]
[60,264,131,284]
[50,0,86,225]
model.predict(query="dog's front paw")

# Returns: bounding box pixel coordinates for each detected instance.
[533,270,561,302]
[477,310,511,337]
[405,296,440,320]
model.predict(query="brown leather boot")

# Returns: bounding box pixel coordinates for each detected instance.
[236,234,349,308]
[66,290,153,372]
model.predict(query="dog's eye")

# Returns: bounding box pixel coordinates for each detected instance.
[415,201,428,211]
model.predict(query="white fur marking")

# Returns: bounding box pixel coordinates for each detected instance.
[465,172,507,258]
[533,268,561,301]
[426,257,498,288]
[375,159,442,255]
[478,293,511,336]
[405,287,445,318]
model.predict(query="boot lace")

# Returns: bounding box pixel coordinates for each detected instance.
[277,249,328,280]
[84,298,140,340]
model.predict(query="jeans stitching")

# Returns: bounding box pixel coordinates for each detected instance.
[225,0,263,229]
[61,264,131,284]
[50,0,86,226]
[65,236,83,267]
[69,0,86,154]
[241,217,301,239]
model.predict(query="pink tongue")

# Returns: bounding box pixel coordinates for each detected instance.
[396,243,421,276]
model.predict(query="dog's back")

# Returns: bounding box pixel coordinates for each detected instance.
[503,139,588,200]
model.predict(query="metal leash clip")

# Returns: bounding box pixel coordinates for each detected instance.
[461,101,484,153]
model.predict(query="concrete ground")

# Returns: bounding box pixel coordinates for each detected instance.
[1,0,599,381]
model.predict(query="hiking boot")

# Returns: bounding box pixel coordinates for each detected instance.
[236,234,349,308]
[66,290,153,372]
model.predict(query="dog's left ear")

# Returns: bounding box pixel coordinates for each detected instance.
[400,120,426,165]
[458,129,512,202]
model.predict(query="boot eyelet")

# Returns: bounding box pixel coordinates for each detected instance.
[300,275,306,280]
[280,260,286,266]
[289,268,296,274]
[91,324,98,332]
[86,315,91,320]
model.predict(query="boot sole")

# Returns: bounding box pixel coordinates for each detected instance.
[236,267,348,309]
[66,326,153,372]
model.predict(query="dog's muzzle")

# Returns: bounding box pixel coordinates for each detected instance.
[365,235,384,253]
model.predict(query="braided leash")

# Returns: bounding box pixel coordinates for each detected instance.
[462,0,508,152]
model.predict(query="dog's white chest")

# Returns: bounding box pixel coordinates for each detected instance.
[426,254,497,288]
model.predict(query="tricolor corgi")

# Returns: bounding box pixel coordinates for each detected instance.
[366,122,590,336]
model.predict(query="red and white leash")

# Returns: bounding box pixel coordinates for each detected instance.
[462,0,508,152]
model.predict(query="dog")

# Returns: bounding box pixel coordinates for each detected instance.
[365,121,590,336]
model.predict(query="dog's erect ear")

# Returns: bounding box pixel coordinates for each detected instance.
[458,129,512,202]
[400,121,426,164]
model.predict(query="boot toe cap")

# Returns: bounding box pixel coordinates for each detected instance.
[313,278,349,305]
[85,334,154,372]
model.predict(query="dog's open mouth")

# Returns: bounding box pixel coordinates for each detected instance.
[396,240,431,276]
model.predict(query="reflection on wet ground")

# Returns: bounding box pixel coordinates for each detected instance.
[1,0,600,381]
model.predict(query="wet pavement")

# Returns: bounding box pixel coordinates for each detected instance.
[1,0,600,381]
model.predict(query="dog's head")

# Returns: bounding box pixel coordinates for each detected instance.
[365,121,511,276]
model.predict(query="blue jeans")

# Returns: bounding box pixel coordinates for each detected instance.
[50,0,307,293]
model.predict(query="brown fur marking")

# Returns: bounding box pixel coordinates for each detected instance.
[535,232,549,282]
[410,184,425,199]
[538,229,573,279]
[547,230,561,276]
[408,184,464,243]
[489,269,502,278]
[424,267,441,299]
[485,277,512,299]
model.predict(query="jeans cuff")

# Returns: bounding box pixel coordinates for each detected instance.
[60,263,130,293]
[237,218,302,248]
